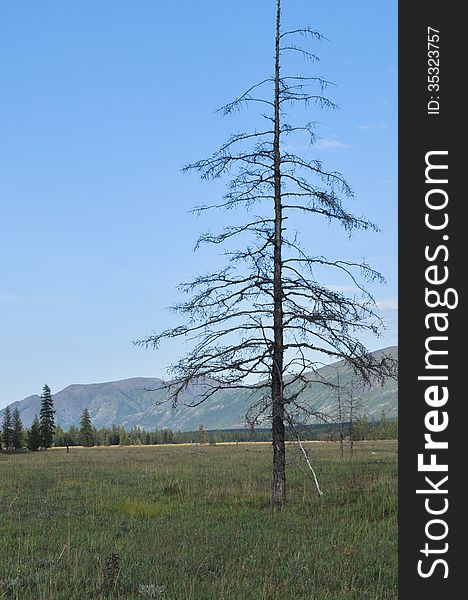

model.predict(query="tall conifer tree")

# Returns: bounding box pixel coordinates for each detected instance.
[79,408,95,447]
[39,384,55,449]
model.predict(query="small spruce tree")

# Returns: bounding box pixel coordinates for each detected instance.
[197,424,207,444]
[1,405,13,450]
[11,408,23,450]
[379,409,389,439]
[68,425,80,445]
[27,416,42,451]
[39,384,55,449]
[79,408,95,447]
[109,424,120,446]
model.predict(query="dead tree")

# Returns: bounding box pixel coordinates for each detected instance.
[137,0,395,506]
[336,369,345,459]
[344,377,364,458]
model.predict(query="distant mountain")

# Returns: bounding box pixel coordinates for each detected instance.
[3,346,397,431]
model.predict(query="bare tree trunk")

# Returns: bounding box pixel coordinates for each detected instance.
[348,382,355,458]
[337,371,344,459]
[271,0,286,507]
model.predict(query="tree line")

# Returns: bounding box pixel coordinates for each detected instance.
[2,384,397,451]
[54,415,397,447]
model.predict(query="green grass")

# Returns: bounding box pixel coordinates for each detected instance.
[0,441,397,599]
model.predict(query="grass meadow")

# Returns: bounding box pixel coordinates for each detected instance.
[0,441,397,599]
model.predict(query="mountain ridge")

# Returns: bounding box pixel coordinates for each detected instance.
[2,346,397,431]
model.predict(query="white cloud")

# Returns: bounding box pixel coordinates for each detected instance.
[376,297,398,311]
[314,137,349,150]
[358,122,387,130]
[281,143,310,152]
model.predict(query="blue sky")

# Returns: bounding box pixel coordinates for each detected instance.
[0,0,397,408]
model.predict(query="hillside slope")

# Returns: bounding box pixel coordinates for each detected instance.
[3,346,397,431]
